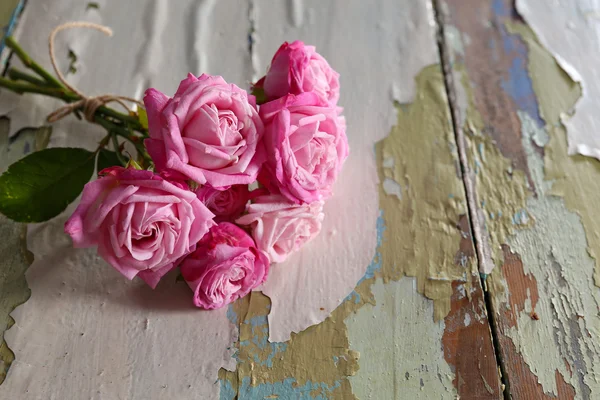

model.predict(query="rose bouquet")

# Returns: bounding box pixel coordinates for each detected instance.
[0,24,348,309]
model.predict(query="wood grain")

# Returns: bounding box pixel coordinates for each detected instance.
[441,216,501,399]
[441,0,600,398]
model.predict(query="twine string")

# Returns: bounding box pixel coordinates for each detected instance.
[46,21,143,123]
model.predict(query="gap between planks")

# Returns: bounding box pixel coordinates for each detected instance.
[431,0,511,398]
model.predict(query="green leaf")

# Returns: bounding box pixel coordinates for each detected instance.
[251,87,267,105]
[138,107,148,130]
[0,148,96,222]
[97,149,122,171]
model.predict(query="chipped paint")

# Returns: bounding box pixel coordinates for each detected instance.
[0,218,30,385]
[516,0,600,160]
[440,2,592,397]
[0,120,46,384]
[441,215,501,399]
[219,65,496,398]
[492,22,600,398]
[256,0,440,343]
[346,278,457,399]
[444,24,465,63]
[447,5,600,398]
[382,177,402,201]
[219,212,384,398]
[459,70,531,271]
[219,290,361,399]
[377,65,472,321]
[508,23,600,290]
[502,110,600,397]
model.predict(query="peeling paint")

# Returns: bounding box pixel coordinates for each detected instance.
[382,177,402,200]
[443,1,600,398]
[500,23,600,398]
[220,65,485,398]
[220,289,361,399]
[459,72,532,271]
[0,120,46,385]
[508,24,600,291]
[463,313,471,327]
[377,65,472,321]
[517,0,600,160]
[455,12,599,399]
[346,278,457,399]
[501,110,600,397]
[0,218,30,386]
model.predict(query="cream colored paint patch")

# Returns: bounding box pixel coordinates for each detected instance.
[516,0,599,159]
[504,112,600,397]
[346,278,456,399]
[3,219,237,399]
[1,0,251,398]
[254,0,440,342]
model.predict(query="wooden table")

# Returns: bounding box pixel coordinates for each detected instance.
[0,1,598,399]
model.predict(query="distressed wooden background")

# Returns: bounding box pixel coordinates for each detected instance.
[0,0,599,399]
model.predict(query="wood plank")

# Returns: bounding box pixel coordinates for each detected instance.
[440,0,600,398]
[0,1,250,398]
[219,1,502,398]
[0,1,502,399]
[0,120,50,385]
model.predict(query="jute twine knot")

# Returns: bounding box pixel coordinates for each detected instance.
[46,22,143,123]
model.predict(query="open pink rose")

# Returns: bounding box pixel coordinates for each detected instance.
[180,222,269,309]
[236,195,324,263]
[144,73,265,188]
[196,184,250,223]
[258,92,348,204]
[257,40,340,106]
[64,166,215,288]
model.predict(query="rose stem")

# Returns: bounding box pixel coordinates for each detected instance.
[0,73,146,134]
[110,133,128,166]
[0,74,149,164]
[2,36,146,134]
[4,36,65,88]
[6,67,52,87]
[95,116,150,161]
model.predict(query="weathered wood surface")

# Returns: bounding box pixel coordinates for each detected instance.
[10,0,591,399]
[440,0,600,399]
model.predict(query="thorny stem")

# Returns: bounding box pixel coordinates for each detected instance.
[110,133,128,166]
[96,132,111,152]
[95,116,150,163]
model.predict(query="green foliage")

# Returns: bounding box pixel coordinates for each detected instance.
[0,148,95,222]
[97,148,122,171]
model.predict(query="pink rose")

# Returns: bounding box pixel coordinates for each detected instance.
[65,166,215,288]
[258,92,349,204]
[180,222,269,309]
[196,184,250,222]
[257,40,340,106]
[236,195,324,263]
[144,73,265,188]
